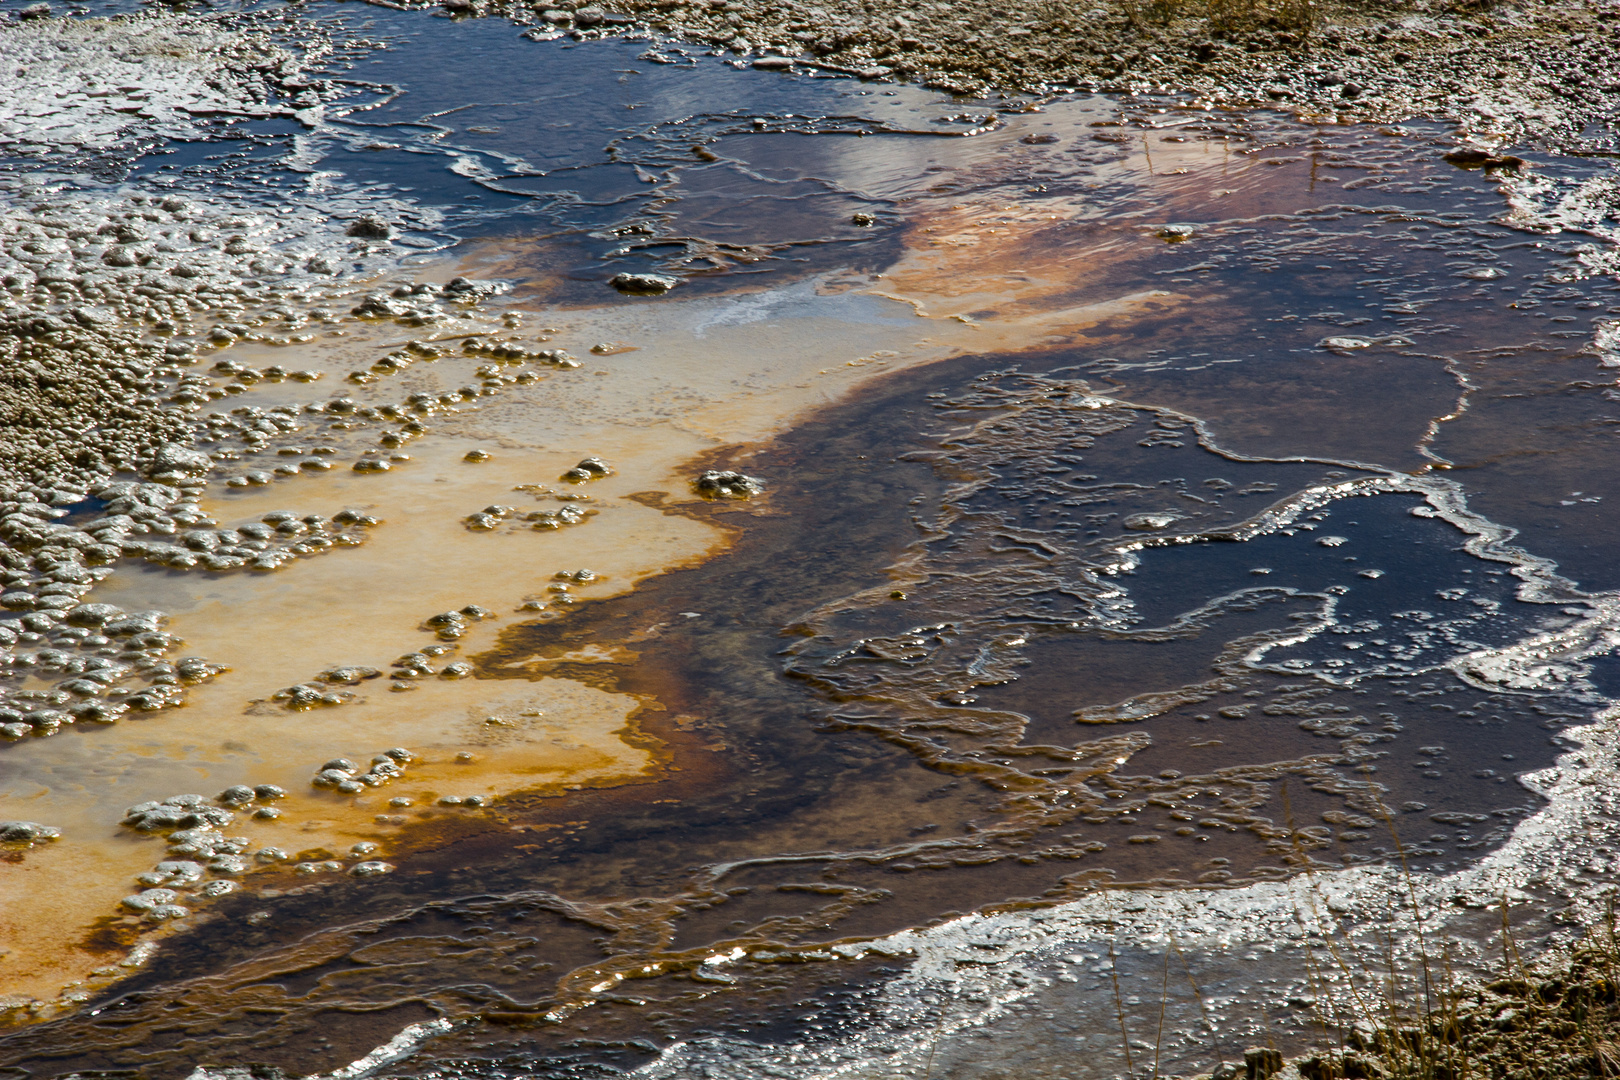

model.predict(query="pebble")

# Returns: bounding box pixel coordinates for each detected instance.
[0,820,61,844]
[121,888,178,912]
[294,860,346,874]
[1443,148,1525,171]
[609,272,679,295]
[561,456,612,482]
[137,860,205,886]
[123,797,234,832]
[310,747,414,792]
[1320,336,1373,351]
[528,506,587,529]
[346,217,392,239]
[319,665,382,684]
[693,469,765,499]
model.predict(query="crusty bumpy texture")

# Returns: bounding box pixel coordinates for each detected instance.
[446,0,1616,145]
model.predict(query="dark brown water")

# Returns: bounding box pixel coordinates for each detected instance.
[3,7,1620,1079]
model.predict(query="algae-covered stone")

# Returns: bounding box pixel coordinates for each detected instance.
[0,820,60,844]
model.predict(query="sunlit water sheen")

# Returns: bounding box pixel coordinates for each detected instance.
[2,5,1620,1078]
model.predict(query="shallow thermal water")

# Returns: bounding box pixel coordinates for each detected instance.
[2,4,1620,1079]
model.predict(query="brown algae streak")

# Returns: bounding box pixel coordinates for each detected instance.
[3,73,1620,1079]
[0,143,1190,1012]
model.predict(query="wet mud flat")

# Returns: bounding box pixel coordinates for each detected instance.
[3,7,1620,1079]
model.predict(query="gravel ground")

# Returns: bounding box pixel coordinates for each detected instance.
[426,0,1620,148]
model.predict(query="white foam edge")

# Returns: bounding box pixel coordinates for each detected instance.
[185,1017,464,1080]
[280,470,1620,1079]
[621,472,1620,1077]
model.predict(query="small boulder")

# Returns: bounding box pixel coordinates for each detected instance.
[148,443,211,478]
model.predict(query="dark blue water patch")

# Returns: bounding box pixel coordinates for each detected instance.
[1124,492,1552,677]
[319,140,538,209]
[129,117,311,180]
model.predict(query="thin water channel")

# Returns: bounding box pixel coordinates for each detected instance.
[2,4,1620,1078]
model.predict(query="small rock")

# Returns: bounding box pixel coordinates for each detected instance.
[137,860,204,886]
[347,217,393,238]
[121,888,178,912]
[752,56,794,70]
[148,443,212,478]
[609,272,679,296]
[1319,336,1373,351]
[217,785,256,806]
[561,456,612,482]
[1443,148,1523,170]
[0,821,60,844]
[693,470,764,499]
